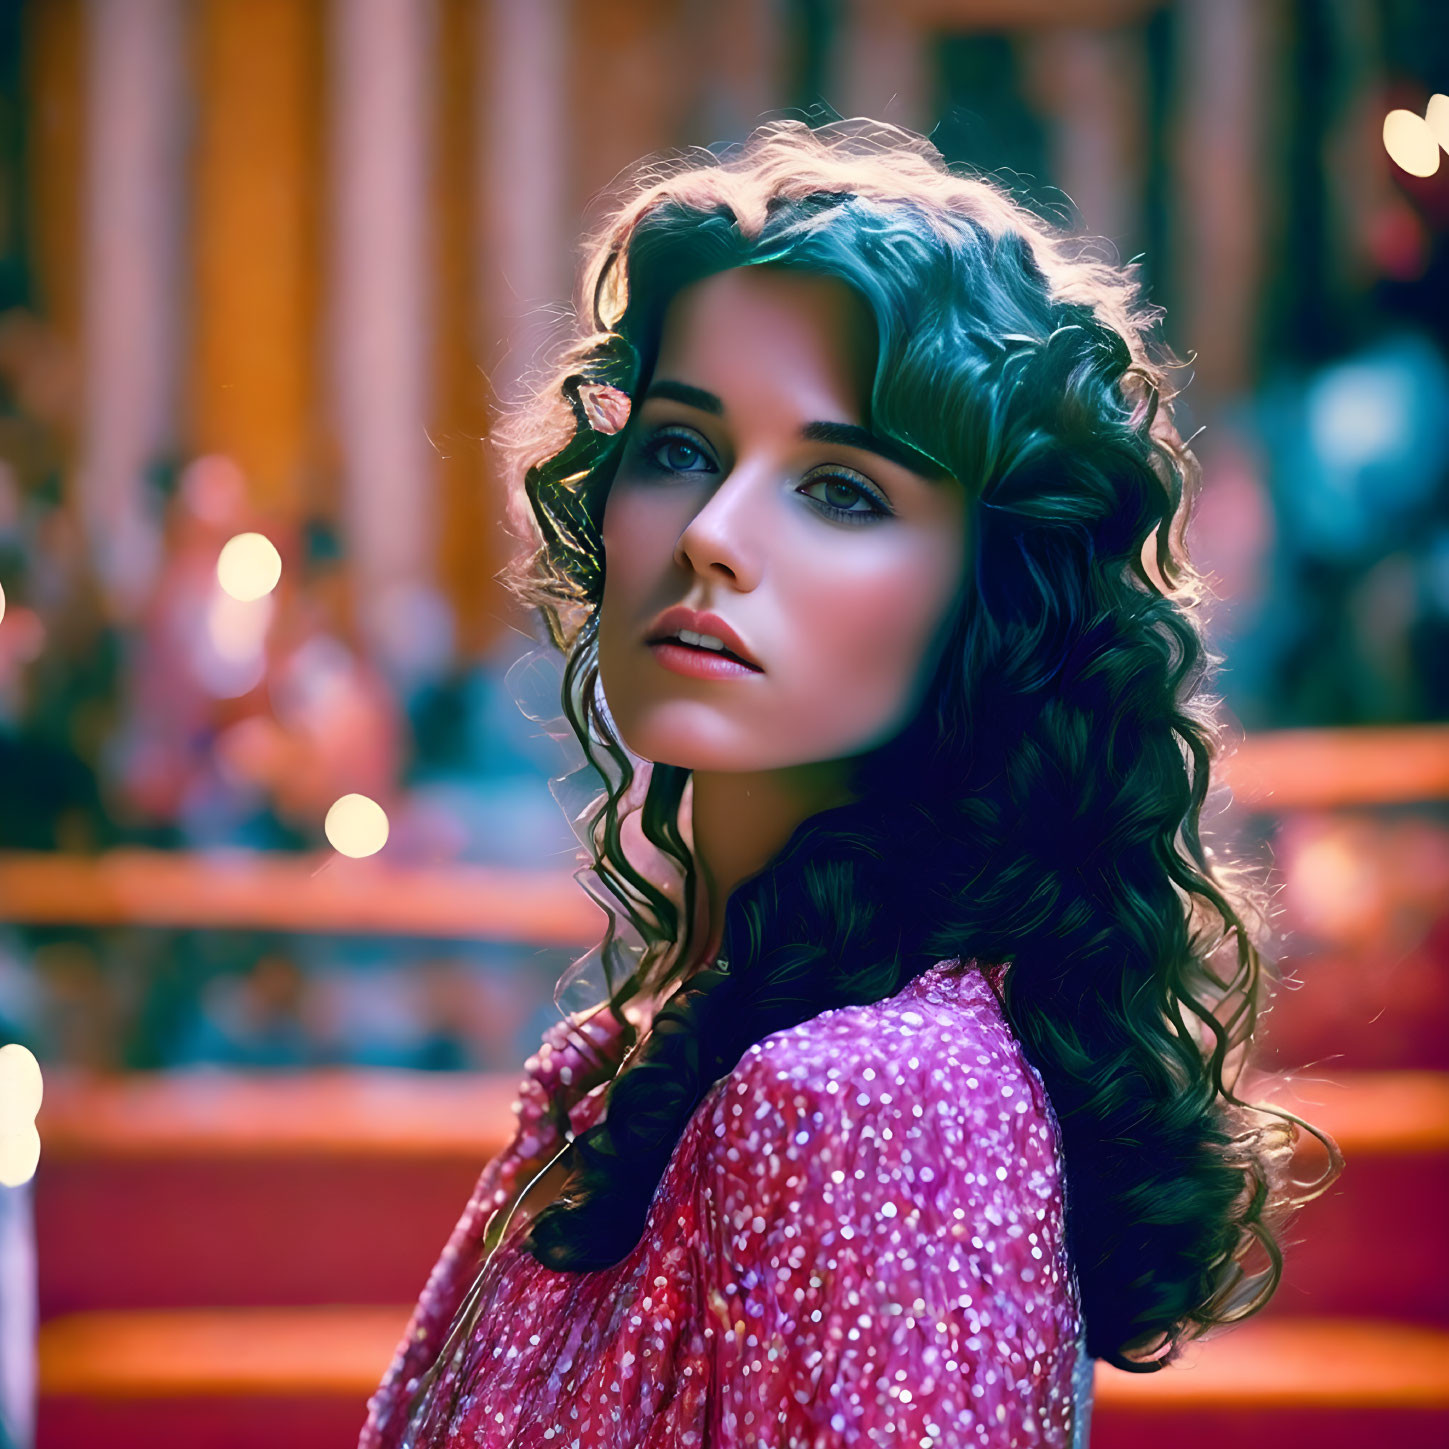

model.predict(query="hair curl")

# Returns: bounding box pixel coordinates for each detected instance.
[420,119,1343,1427]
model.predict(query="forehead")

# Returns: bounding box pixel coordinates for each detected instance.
[653,266,877,415]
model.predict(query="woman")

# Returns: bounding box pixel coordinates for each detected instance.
[360,117,1339,1448]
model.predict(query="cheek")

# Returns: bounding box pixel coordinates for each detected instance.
[796,536,962,684]
[778,533,963,748]
[601,488,685,602]
[601,498,656,641]
[598,488,687,690]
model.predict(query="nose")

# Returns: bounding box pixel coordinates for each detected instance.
[672,464,765,590]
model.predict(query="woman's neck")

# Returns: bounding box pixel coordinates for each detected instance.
[685,760,856,969]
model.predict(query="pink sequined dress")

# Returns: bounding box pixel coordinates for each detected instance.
[359,958,1094,1447]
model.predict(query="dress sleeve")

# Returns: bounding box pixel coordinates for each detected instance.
[359,1005,629,1449]
[692,1019,1084,1447]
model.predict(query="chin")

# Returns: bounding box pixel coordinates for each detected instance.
[622,728,761,775]
[612,697,888,777]
[608,706,766,774]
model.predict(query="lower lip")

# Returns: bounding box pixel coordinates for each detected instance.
[647,642,763,680]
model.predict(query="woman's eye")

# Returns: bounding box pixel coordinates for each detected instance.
[641,428,715,475]
[799,471,892,522]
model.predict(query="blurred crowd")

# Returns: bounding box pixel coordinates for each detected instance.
[0,922,574,1077]
[0,307,576,862]
[0,303,584,1074]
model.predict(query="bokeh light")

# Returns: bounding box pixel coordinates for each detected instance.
[1382,108,1441,178]
[324,793,390,858]
[201,589,274,698]
[0,576,6,624]
[0,1042,43,1132]
[1426,94,1449,154]
[0,1124,42,1189]
[216,531,283,602]
[0,1043,44,1188]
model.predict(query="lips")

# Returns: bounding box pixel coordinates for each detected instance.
[644,605,763,671]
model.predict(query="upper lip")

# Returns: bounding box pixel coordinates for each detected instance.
[644,606,763,670]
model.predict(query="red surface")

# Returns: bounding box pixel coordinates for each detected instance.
[1261,1151,1449,1324]
[38,1396,370,1449]
[1091,1406,1449,1449]
[37,1396,1449,1449]
[1256,931,1449,1074]
[36,1156,483,1313]
[38,1127,1449,1326]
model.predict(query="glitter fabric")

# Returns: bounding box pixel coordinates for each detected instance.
[359,957,1092,1447]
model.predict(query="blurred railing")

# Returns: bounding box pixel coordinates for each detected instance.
[0,854,600,942]
[34,1062,1449,1161]
[1214,724,1449,810]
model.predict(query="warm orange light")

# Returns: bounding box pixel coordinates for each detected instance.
[324,794,390,858]
[1383,108,1441,177]
[217,532,283,601]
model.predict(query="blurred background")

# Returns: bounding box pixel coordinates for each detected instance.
[0,1,1445,1446]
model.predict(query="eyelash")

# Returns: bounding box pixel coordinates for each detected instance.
[638,425,894,525]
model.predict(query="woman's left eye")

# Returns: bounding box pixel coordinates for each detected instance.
[799,470,893,523]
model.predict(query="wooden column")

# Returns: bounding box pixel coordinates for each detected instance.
[687,0,786,143]
[189,0,322,521]
[327,0,438,662]
[73,0,187,616]
[480,0,571,406]
[565,0,690,248]
[1020,24,1148,253]
[21,0,85,454]
[834,0,930,134]
[1170,0,1278,402]
[433,0,497,655]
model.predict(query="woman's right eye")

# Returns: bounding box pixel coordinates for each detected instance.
[640,428,716,475]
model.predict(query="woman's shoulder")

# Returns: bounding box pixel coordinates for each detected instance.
[717,958,1047,1112]
[698,956,1066,1188]
[685,957,1087,1445]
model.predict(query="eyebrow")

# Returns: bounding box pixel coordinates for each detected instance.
[643,379,945,479]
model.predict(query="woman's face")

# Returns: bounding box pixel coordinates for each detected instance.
[598,265,968,775]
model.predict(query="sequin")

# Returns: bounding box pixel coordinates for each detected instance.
[359,958,1090,1447]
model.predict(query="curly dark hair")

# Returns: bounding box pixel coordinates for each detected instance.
[411,119,1341,1432]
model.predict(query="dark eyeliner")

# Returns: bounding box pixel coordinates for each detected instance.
[798,466,894,525]
[638,424,717,476]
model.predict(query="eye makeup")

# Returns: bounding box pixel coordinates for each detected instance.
[797,465,894,524]
[638,424,718,476]
[634,419,896,527]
